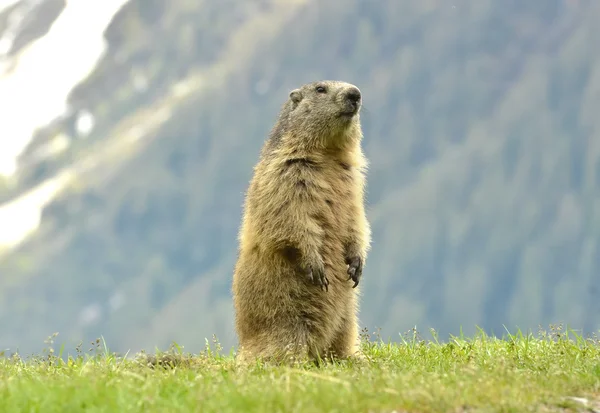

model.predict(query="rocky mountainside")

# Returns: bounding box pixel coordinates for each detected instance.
[1,0,599,356]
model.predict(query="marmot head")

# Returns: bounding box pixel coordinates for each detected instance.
[271,80,363,150]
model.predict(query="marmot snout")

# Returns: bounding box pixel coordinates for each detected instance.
[340,85,362,115]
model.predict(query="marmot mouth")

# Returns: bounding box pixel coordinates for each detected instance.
[339,102,360,118]
[339,109,359,118]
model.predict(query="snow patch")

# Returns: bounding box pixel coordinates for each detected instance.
[0,169,72,250]
[0,0,23,14]
[0,0,132,177]
[75,109,95,137]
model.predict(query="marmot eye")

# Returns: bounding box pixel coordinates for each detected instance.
[315,86,327,94]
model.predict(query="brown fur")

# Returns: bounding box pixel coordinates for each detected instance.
[231,80,371,365]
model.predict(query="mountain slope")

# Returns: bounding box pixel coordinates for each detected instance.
[1,0,600,355]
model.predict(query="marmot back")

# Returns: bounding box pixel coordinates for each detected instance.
[232,80,371,365]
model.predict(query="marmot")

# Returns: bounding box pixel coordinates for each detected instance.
[232,80,371,364]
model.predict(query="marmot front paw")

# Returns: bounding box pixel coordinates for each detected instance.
[303,262,329,292]
[345,256,362,288]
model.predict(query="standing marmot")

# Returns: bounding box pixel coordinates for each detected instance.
[232,80,371,364]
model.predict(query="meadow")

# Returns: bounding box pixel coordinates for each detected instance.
[0,325,599,412]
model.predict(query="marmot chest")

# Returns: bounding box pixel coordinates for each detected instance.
[295,158,358,236]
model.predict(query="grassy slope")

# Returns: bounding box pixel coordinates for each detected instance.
[1,327,599,412]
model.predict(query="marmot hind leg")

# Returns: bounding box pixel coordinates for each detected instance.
[326,314,363,361]
[235,326,322,366]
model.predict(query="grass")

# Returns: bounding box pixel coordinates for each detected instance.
[0,325,599,413]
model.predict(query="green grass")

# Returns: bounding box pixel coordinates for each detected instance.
[1,326,599,412]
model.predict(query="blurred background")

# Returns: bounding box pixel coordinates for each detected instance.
[0,0,598,357]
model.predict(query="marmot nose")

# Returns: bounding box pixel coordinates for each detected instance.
[345,87,361,104]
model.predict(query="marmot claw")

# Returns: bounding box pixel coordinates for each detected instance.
[305,264,329,292]
[345,256,362,288]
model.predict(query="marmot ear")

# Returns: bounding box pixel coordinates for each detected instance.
[289,89,302,104]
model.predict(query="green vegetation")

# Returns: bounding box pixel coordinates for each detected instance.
[1,326,599,412]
